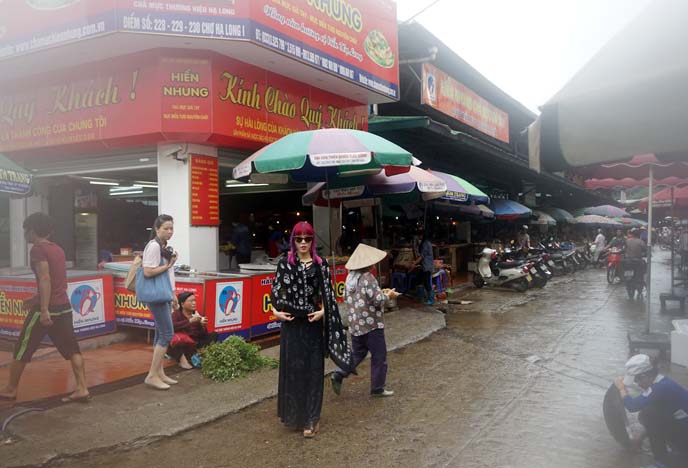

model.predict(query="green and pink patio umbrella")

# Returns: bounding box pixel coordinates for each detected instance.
[232,128,414,183]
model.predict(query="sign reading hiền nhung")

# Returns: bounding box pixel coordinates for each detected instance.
[421,63,510,144]
[0,0,399,100]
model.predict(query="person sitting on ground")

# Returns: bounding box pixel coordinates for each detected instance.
[168,292,218,369]
[331,243,400,398]
[615,354,688,468]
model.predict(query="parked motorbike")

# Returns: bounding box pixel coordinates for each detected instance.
[606,248,624,284]
[507,248,551,288]
[473,248,531,292]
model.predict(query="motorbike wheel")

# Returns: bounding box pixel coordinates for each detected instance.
[473,274,485,288]
[534,277,547,288]
[606,266,615,284]
[511,278,529,293]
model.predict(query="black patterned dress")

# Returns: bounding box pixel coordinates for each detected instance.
[271,257,351,428]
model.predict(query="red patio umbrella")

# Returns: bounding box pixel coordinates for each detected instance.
[585,176,688,190]
[638,185,688,210]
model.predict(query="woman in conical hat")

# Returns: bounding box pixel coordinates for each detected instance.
[331,243,399,398]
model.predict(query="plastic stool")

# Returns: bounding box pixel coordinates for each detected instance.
[391,272,408,293]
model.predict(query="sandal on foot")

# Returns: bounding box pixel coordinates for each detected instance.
[303,422,320,438]
[61,394,91,404]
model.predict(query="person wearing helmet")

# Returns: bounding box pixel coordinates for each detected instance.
[517,225,531,251]
[615,354,688,468]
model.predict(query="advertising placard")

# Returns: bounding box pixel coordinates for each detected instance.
[0,280,37,339]
[0,0,117,60]
[421,63,510,144]
[1,0,398,100]
[212,280,246,334]
[331,265,348,303]
[0,275,116,341]
[250,273,281,337]
[251,0,399,99]
[190,154,220,226]
[211,54,368,146]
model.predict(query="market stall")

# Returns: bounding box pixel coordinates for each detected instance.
[108,265,283,340]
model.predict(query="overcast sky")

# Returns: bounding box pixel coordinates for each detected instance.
[395,0,652,112]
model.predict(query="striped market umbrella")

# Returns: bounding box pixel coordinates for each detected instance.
[302,165,447,206]
[531,210,557,226]
[581,204,628,218]
[575,214,622,227]
[428,170,490,204]
[490,199,532,220]
[232,128,414,183]
[542,207,577,223]
[0,153,32,195]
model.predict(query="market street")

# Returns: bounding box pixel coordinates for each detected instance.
[52,251,685,468]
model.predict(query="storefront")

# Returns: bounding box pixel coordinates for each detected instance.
[0,0,400,341]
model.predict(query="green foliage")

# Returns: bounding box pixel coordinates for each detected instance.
[199,335,278,382]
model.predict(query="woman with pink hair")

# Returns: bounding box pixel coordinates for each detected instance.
[271,221,352,438]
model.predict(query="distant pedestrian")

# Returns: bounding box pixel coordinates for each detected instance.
[615,354,688,468]
[415,231,435,305]
[517,225,531,250]
[593,229,606,263]
[271,221,352,438]
[141,214,179,390]
[231,222,251,265]
[0,213,90,403]
[331,243,399,398]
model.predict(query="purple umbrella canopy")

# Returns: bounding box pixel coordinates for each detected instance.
[581,205,628,218]
[302,166,447,206]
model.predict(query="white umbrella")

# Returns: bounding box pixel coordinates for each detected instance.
[529,0,688,171]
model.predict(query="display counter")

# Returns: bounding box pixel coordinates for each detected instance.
[0,271,116,342]
[0,259,355,345]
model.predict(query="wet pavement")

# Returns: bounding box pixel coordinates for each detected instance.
[5,250,688,468]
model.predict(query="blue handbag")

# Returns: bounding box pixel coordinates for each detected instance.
[135,253,174,304]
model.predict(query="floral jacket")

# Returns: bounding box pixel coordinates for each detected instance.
[345,271,386,337]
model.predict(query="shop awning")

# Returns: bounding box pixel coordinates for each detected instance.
[0,153,32,195]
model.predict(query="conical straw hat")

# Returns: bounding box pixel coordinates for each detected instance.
[345,243,388,270]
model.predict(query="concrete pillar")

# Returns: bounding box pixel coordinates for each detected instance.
[313,204,332,257]
[10,194,48,269]
[157,143,219,272]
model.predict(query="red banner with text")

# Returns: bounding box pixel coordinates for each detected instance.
[421,63,510,144]
[0,50,368,154]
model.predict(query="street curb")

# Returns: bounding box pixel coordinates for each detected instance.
[2,307,446,468]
